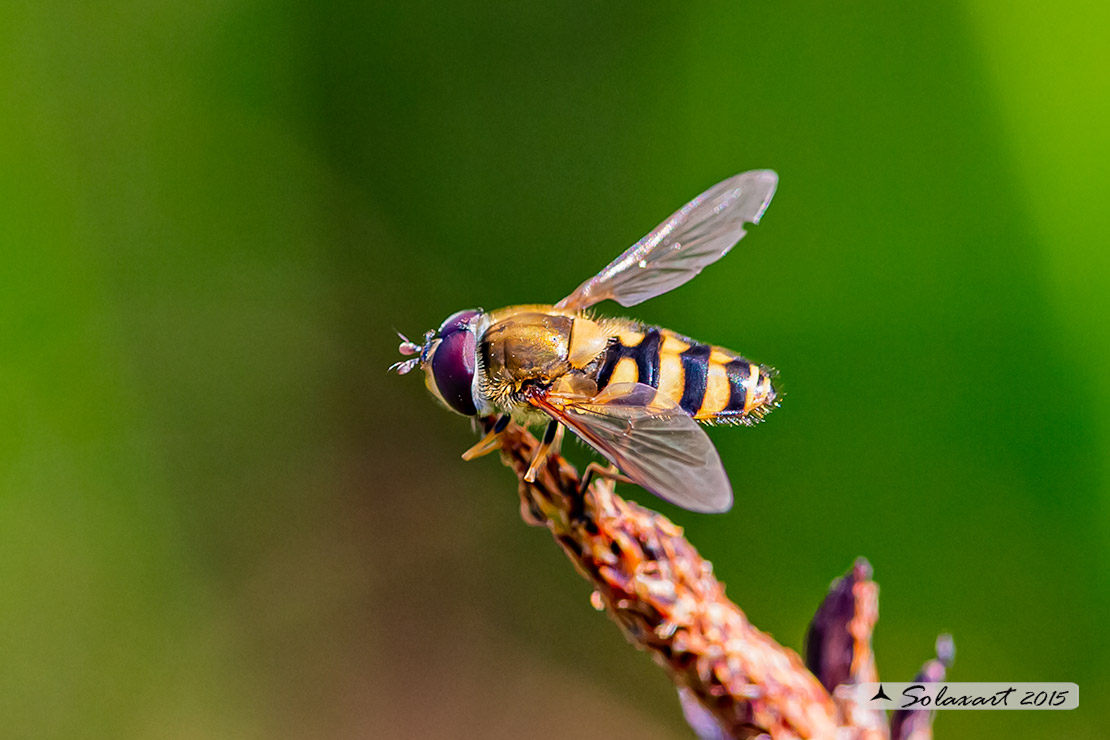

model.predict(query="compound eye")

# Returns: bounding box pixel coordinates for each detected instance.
[431,328,477,416]
[438,309,480,337]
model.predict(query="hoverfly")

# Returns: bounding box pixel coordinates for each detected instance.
[391,170,780,513]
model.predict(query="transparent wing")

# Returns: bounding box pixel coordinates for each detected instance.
[530,382,733,513]
[555,170,778,310]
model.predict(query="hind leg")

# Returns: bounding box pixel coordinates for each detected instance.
[578,462,633,497]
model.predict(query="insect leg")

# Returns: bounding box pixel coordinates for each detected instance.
[550,422,565,455]
[524,420,560,482]
[461,414,511,460]
[578,462,633,497]
[567,462,634,522]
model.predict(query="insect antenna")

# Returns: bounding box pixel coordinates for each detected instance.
[389,329,425,374]
[395,330,423,356]
[388,358,420,375]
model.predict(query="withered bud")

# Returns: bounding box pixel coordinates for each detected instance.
[805,557,877,692]
[890,634,956,740]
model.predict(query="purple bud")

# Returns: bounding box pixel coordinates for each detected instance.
[805,557,874,692]
[890,635,955,740]
[677,688,730,740]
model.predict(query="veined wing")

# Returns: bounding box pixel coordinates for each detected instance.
[555,170,778,311]
[530,382,733,513]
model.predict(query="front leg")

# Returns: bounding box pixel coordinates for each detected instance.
[461,414,511,460]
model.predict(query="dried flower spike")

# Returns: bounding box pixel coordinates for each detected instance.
[482,417,953,740]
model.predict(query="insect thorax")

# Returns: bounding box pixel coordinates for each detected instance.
[475,308,621,419]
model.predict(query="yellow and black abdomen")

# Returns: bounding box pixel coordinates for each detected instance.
[594,326,778,425]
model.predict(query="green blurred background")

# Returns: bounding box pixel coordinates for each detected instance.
[2,2,1107,738]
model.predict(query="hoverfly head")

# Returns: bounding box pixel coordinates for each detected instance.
[392,309,483,417]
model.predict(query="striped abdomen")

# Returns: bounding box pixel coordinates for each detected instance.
[594,326,777,425]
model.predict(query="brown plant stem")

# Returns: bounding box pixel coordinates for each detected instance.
[488,419,890,740]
